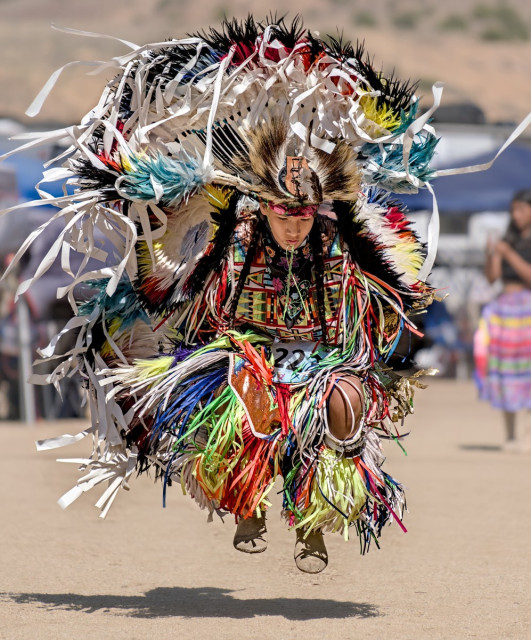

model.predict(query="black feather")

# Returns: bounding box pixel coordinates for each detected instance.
[183,189,240,299]
[366,187,409,214]
[73,158,120,201]
[263,13,305,47]
[144,43,220,87]
[107,42,220,125]
[192,13,305,52]
[325,31,357,62]
[191,14,262,52]
[326,37,418,113]
[301,31,328,64]
[353,41,418,113]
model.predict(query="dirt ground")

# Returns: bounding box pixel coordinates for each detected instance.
[0,379,530,640]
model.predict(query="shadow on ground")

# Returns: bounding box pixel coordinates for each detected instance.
[459,444,502,452]
[459,444,502,453]
[1,587,380,620]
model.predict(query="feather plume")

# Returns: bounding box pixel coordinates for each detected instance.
[135,194,214,314]
[360,133,439,193]
[118,151,211,206]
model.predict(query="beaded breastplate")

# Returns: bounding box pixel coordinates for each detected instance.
[232,220,344,342]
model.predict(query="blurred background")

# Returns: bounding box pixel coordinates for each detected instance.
[0,0,530,420]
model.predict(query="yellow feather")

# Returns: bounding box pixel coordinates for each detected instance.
[360,95,401,131]
[134,356,175,380]
[204,184,231,210]
[120,154,133,173]
[108,317,122,335]
[137,240,154,271]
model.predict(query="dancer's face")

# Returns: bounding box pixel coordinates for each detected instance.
[511,200,531,235]
[260,202,316,250]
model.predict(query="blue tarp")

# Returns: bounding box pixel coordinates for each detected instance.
[0,141,113,319]
[1,148,65,201]
[400,144,531,212]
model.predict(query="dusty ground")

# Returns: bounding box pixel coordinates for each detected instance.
[0,379,530,640]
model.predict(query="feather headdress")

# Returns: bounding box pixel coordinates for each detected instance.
[2,15,440,320]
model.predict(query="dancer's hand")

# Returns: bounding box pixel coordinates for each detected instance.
[494,240,511,258]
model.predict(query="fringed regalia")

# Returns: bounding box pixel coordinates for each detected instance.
[3,16,441,551]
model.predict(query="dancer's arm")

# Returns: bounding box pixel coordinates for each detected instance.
[496,240,531,287]
[485,237,502,283]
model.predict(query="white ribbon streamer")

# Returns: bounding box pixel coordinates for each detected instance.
[417,182,439,281]
[36,429,92,451]
[418,110,531,281]
[433,111,531,179]
[26,61,109,118]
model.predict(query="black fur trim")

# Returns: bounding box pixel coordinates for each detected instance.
[192,13,305,52]
[73,158,120,201]
[308,217,329,344]
[182,189,241,299]
[228,217,260,326]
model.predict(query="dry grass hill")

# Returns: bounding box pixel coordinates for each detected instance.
[0,0,530,127]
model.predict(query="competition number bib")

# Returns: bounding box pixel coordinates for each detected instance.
[272,340,325,384]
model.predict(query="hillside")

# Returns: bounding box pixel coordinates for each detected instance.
[0,0,530,126]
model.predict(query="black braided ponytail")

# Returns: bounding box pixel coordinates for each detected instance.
[308,216,328,344]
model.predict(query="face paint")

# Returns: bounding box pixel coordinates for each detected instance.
[266,202,319,218]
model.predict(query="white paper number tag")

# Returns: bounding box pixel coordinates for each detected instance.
[272,340,325,384]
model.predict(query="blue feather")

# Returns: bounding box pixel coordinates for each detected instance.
[392,103,419,134]
[180,49,223,84]
[151,367,228,446]
[361,132,439,193]
[120,151,207,205]
[79,277,149,328]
